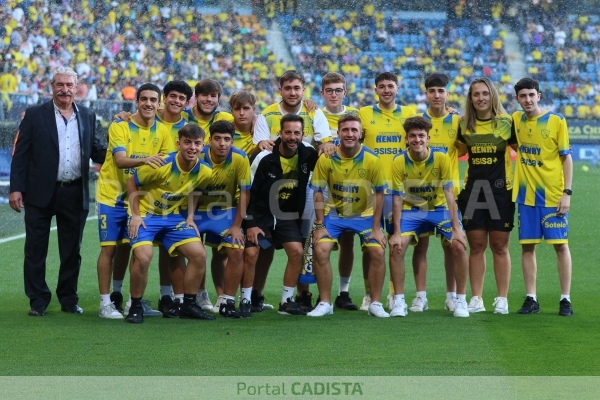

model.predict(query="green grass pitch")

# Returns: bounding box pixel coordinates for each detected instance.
[0,164,599,376]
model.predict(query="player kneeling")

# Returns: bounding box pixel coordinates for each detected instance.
[388,116,470,318]
[126,124,216,323]
[309,114,388,317]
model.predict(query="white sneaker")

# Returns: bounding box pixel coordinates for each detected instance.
[367,301,390,318]
[99,302,123,319]
[386,293,394,310]
[454,298,470,317]
[409,296,428,312]
[196,290,213,311]
[124,299,162,317]
[493,297,509,314]
[390,300,408,317]
[445,297,456,312]
[467,296,486,313]
[360,294,371,311]
[307,302,334,317]
[210,295,224,313]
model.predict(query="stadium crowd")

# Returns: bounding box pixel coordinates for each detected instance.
[0,0,598,118]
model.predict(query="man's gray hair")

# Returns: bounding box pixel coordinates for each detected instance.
[51,67,78,84]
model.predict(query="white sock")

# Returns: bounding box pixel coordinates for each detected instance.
[471,295,480,300]
[416,291,426,299]
[447,292,456,299]
[527,293,537,301]
[174,294,184,302]
[457,294,466,301]
[394,294,405,303]
[100,294,111,305]
[112,279,123,293]
[160,285,173,298]
[339,277,351,294]
[223,295,235,302]
[241,287,252,301]
[561,294,570,301]
[282,286,295,304]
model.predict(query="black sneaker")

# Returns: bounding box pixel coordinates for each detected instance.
[110,291,124,313]
[295,290,314,312]
[517,296,540,314]
[180,303,216,320]
[251,290,264,312]
[163,298,181,318]
[239,298,252,318]
[125,305,143,324]
[219,299,241,318]
[158,295,174,316]
[559,298,574,316]
[335,291,359,310]
[278,298,307,315]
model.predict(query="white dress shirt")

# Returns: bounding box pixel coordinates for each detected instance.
[54,102,82,181]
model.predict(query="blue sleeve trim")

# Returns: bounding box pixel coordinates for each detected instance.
[309,183,325,192]
[112,147,126,154]
[133,172,142,187]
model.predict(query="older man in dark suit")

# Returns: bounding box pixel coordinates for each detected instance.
[9,67,106,316]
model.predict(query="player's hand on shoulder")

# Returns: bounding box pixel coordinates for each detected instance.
[257,139,274,152]
[114,111,132,121]
[318,142,336,158]
[303,99,318,112]
[145,153,166,168]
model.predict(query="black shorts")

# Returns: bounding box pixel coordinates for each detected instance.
[244,218,303,249]
[457,190,515,232]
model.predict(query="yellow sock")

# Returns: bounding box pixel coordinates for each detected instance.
[389,281,395,296]
[363,279,370,294]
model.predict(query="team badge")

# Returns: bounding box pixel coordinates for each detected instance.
[101,230,108,241]
[358,168,366,178]
[541,129,550,139]
[152,138,159,147]
[448,129,456,139]
[227,169,234,178]
[493,128,501,137]
[301,163,307,174]
[431,168,439,177]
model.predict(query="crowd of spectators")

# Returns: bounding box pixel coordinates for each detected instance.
[0,0,598,119]
[280,5,512,113]
[0,0,286,119]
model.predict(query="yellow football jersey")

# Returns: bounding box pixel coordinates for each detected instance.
[321,106,359,138]
[233,129,255,156]
[512,111,571,207]
[390,149,453,210]
[133,152,212,216]
[96,119,173,207]
[195,146,251,211]
[420,110,461,196]
[156,113,187,152]
[311,145,386,217]
[358,104,416,183]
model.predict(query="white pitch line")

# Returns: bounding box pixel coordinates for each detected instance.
[0,216,96,244]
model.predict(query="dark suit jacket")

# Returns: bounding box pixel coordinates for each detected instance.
[10,100,106,210]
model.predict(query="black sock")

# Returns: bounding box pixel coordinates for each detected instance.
[131,297,142,307]
[183,294,196,307]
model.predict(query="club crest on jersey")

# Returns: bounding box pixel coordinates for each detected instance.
[541,129,550,139]
[431,168,439,177]
[227,169,234,178]
[301,163,307,174]
[448,129,456,139]
[152,138,159,147]
[101,230,108,241]
[358,168,366,178]
[493,129,501,137]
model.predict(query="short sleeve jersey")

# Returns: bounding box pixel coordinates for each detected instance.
[196,146,251,211]
[132,152,212,216]
[321,106,359,138]
[310,145,386,217]
[457,114,516,194]
[260,102,332,146]
[512,110,570,207]
[96,119,173,207]
[358,104,416,184]
[233,129,255,156]
[156,113,187,152]
[182,108,234,145]
[390,149,453,211]
[420,110,461,197]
